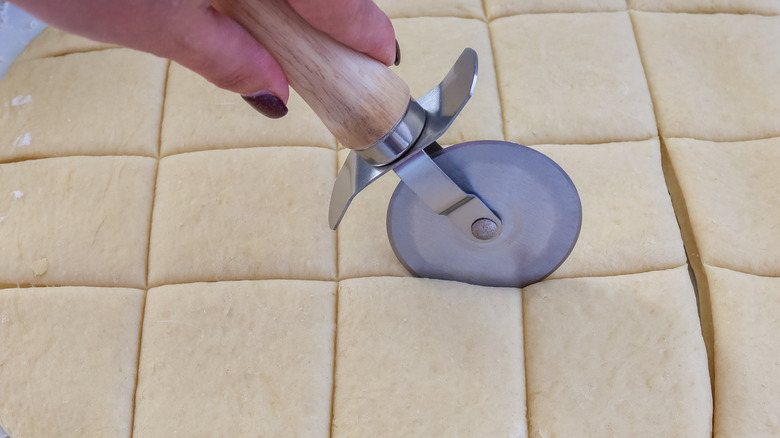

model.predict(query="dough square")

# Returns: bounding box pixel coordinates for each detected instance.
[0,287,144,438]
[374,0,484,18]
[148,147,337,286]
[0,156,156,288]
[491,12,656,146]
[523,267,712,437]
[533,139,686,279]
[16,26,119,61]
[336,149,409,279]
[628,0,780,15]
[393,18,504,145]
[485,0,625,19]
[0,49,166,162]
[705,264,780,437]
[133,280,336,437]
[160,62,336,156]
[631,12,780,141]
[332,277,527,437]
[665,137,780,276]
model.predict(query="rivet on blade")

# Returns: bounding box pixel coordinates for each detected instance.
[471,218,499,241]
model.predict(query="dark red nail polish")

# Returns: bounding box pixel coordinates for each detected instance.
[394,39,401,66]
[242,91,288,119]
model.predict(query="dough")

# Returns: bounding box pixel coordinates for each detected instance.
[0,156,156,288]
[392,18,503,145]
[628,0,780,14]
[705,264,780,437]
[374,0,484,18]
[16,26,118,61]
[490,12,656,145]
[533,139,686,279]
[523,267,712,437]
[160,62,336,156]
[0,49,167,162]
[336,149,410,279]
[486,0,625,18]
[133,280,336,437]
[665,137,780,277]
[147,147,337,286]
[0,287,144,437]
[332,277,527,437]
[631,12,780,141]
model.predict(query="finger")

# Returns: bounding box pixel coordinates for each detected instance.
[164,6,290,107]
[288,0,396,66]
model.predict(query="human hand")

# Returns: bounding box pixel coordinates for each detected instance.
[9,0,399,118]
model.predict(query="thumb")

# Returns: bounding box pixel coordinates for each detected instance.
[166,6,290,117]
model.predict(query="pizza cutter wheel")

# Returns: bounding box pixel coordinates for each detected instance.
[217,0,583,287]
[387,141,581,287]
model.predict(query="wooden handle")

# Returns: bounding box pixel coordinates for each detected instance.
[213,0,411,150]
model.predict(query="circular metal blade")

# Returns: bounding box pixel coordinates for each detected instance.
[387,141,582,288]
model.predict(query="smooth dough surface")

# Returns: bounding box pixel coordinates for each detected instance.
[375,0,484,18]
[336,150,410,279]
[523,267,712,437]
[486,0,625,18]
[628,0,780,14]
[534,139,686,278]
[332,277,527,437]
[16,26,119,60]
[0,49,166,162]
[160,62,335,156]
[148,147,337,286]
[133,280,336,438]
[631,12,780,141]
[0,287,143,438]
[491,12,656,146]
[0,156,156,288]
[705,265,780,437]
[665,137,780,276]
[392,18,503,145]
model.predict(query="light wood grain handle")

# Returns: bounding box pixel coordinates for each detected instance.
[213,0,411,150]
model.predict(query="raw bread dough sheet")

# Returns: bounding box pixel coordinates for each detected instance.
[133,280,336,437]
[2,3,779,437]
[0,286,144,437]
[490,12,657,146]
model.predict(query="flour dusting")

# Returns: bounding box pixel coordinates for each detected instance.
[0,216,6,222]
[11,94,32,106]
[12,190,23,199]
[13,132,30,148]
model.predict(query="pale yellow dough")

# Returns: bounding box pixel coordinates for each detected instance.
[133,280,336,437]
[486,0,625,18]
[628,0,780,14]
[665,137,780,277]
[534,139,686,279]
[336,149,410,279]
[0,156,156,288]
[0,287,143,437]
[16,27,119,61]
[491,12,656,145]
[147,147,337,286]
[375,0,484,18]
[392,18,503,145]
[332,277,527,437]
[0,49,166,162]
[160,62,336,156]
[631,12,780,141]
[705,265,780,437]
[523,267,712,437]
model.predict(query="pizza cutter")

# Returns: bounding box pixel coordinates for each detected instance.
[215,0,582,287]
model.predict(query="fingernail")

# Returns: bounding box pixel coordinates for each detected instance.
[241,91,288,119]
[394,39,401,66]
